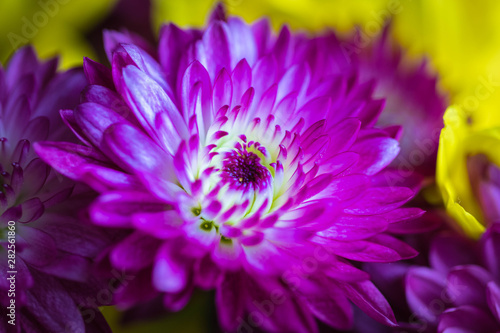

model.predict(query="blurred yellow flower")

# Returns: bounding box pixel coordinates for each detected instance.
[391,0,500,107]
[0,0,117,68]
[437,102,500,239]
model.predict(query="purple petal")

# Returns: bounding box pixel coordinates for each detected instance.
[103,29,155,63]
[227,17,258,67]
[90,191,169,227]
[74,102,128,147]
[17,226,57,267]
[344,186,414,215]
[122,65,188,153]
[5,96,30,134]
[23,116,50,144]
[329,234,418,262]
[316,215,389,241]
[24,272,85,333]
[121,44,171,94]
[252,54,277,103]
[437,305,498,333]
[5,46,38,89]
[208,2,226,23]
[339,280,397,327]
[37,215,110,258]
[201,21,231,80]
[33,69,87,131]
[180,61,213,138]
[350,136,400,175]
[20,158,49,198]
[19,198,44,223]
[103,123,179,201]
[326,117,361,156]
[111,232,162,271]
[158,23,200,89]
[36,252,91,282]
[446,265,493,308]
[60,109,92,146]
[405,267,446,325]
[324,261,371,282]
[83,57,114,89]
[317,174,370,202]
[216,272,246,331]
[80,165,140,192]
[272,26,292,74]
[481,224,500,281]
[163,286,193,312]
[231,59,252,103]
[80,85,130,119]
[34,141,102,181]
[133,211,183,239]
[194,255,221,290]
[114,268,158,307]
[430,234,478,276]
[358,99,385,128]
[153,243,189,293]
[251,19,272,56]
[486,281,500,323]
[213,68,233,112]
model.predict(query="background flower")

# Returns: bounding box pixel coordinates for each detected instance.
[348,26,447,179]
[0,46,111,332]
[404,226,500,333]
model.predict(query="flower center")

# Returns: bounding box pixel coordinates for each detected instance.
[221,142,271,191]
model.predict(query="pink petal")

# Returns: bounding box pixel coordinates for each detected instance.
[153,244,189,293]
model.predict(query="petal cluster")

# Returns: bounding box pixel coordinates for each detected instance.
[37,10,423,332]
[405,227,500,332]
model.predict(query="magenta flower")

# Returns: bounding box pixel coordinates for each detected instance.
[37,8,423,332]
[0,46,111,333]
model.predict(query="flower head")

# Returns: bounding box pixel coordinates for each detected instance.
[37,8,423,332]
[0,46,111,332]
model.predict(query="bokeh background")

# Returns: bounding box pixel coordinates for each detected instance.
[1,0,500,331]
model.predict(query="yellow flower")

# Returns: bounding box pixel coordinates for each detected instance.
[437,101,500,239]
[0,0,117,68]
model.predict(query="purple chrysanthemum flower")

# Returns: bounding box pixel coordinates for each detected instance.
[404,226,500,333]
[0,47,111,333]
[37,7,424,332]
